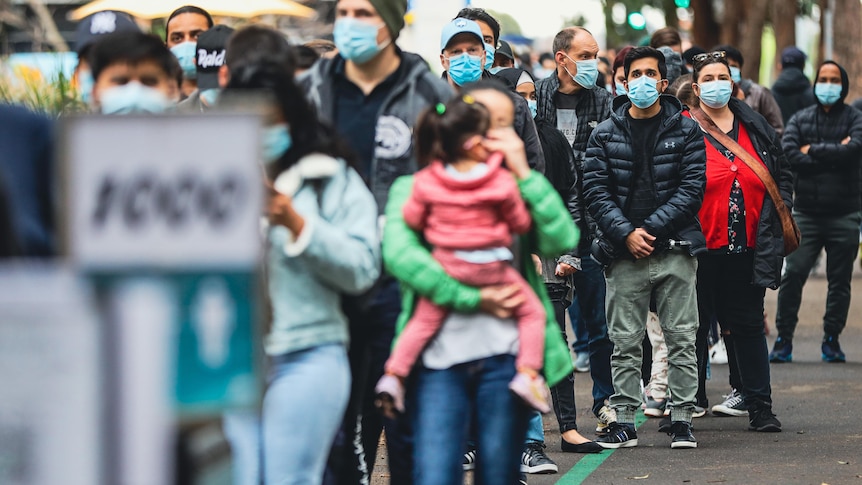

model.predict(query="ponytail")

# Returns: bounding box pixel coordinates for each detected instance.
[414,96,490,167]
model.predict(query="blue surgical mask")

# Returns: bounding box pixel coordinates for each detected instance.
[447,53,483,86]
[698,80,733,109]
[564,55,598,89]
[729,66,742,83]
[815,82,842,106]
[200,88,219,106]
[170,41,198,79]
[527,99,538,118]
[263,124,292,164]
[627,76,661,109]
[489,66,506,75]
[532,67,552,80]
[78,69,94,105]
[99,82,173,115]
[484,42,495,71]
[615,82,627,97]
[333,17,389,64]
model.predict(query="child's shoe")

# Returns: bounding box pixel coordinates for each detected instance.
[375,374,406,418]
[509,371,551,413]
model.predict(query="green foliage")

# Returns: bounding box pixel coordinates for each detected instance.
[562,14,589,29]
[0,62,87,117]
[486,9,523,37]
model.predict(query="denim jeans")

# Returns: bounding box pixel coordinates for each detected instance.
[525,411,544,443]
[411,354,529,485]
[573,256,614,415]
[222,409,262,485]
[568,294,589,354]
[775,211,861,340]
[697,252,773,412]
[545,283,579,433]
[263,344,351,485]
[604,251,699,424]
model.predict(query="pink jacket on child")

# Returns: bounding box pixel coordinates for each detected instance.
[402,152,533,250]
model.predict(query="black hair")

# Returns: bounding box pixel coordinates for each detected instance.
[538,52,554,64]
[166,5,214,40]
[624,46,667,79]
[224,58,355,176]
[293,45,320,71]
[88,31,177,82]
[455,8,500,45]
[692,54,731,84]
[714,44,743,67]
[668,73,697,107]
[415,95,491,167]
[226,25,295,75]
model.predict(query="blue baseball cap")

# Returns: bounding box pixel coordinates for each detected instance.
[440,18,483,52]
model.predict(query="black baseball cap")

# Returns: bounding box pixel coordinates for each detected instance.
[196,25,234,91]
[76,10,140,56]
[496,40,515,61]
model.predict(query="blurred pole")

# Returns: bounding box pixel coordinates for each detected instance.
[824,0,834,60]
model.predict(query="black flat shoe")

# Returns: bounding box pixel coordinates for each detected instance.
[561,437,604,453]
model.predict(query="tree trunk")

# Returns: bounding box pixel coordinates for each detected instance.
[833,0,862,100]
[738,0,769,82]
[770,0,797,82]
[720,0,744,48]
[691,0,720,49]
[661,0,678,30]
[26,0,68,51]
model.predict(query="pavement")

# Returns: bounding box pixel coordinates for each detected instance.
[370,269,862,485]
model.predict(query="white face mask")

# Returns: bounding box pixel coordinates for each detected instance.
[99,82,173,114]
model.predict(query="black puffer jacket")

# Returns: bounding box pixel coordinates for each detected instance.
[772,67,816,125]
[583,95,706,261]
[722,98,794,288]
[782,61,862,216]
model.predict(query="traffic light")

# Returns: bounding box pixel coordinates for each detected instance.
[675,0,691,7]
[627,12,646,30]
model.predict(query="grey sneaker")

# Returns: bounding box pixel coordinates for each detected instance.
[574,352,590,373]
[643,398,667,417]
[520,442,558,474]
[712,389,747,417]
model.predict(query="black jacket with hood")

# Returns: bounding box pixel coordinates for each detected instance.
[772,66,817,125]
[583,95,706,262]
[782,61,862,217]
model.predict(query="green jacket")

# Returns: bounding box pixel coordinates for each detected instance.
[382,170,579,386]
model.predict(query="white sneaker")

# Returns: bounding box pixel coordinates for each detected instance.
[709,338,728,365]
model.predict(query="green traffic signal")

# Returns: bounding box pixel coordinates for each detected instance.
[627,12,646,30]
[675,0,691,7]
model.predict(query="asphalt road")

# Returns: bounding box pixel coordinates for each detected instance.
[371,269,862,485]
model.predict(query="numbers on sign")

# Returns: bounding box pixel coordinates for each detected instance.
[91,172,247,230]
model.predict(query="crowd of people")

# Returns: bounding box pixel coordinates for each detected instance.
[1,0,861,483]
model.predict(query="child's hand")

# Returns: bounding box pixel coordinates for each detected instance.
[267,184,304,236]
[555,262,576,277]
[483,127,530,179]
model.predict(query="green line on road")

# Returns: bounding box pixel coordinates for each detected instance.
[555,411,648,485]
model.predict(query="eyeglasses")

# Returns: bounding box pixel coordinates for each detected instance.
[692,51,726,64]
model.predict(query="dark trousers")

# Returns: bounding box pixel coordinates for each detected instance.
[775,211,861,340]
[696,252,773,412]
[572,256,614,415]
[325,279,413,484]
[545,283,578,433]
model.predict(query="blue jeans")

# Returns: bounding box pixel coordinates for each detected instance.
[568,294,590,354]
[263,344,351,485]
[411,354,529,485]
[574,256,614,415]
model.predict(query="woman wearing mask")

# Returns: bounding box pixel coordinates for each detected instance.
[688,52,791,433]
[224,43,381,483]
[611,46,634,98]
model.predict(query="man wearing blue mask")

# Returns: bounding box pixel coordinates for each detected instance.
[535,26,616,442]
[300,0,452,482]
[583,46,706,450]
[440,17,545,173]
[771,60,862,365]
[715,44,784,136]
[89,31,179,115]
[73,10,141,108]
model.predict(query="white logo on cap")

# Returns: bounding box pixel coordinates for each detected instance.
[90,12,117,34]
[455,19,468,28]
[375,116,412,159]
[198,49,226,68]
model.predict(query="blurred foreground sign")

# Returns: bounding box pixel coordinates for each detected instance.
[61,113,262,270]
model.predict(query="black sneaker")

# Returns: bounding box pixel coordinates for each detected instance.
[668,421,697,449]
[749,408,782,432]
[520,442,558,474]
[822,335,846,363]
[595,422,638,449]
[462,447,476,471]
[658,416,672,433]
